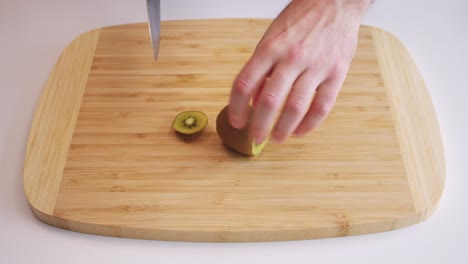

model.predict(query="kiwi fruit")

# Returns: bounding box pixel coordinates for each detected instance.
[216,105,268,156]
[172,111,208,136]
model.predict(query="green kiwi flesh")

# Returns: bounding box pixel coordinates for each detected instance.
[173,111,208,135]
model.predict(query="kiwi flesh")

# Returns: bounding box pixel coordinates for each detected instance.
[216,105,268,156]
[173,111,208,135]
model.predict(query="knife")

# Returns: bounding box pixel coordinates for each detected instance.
[146,0,161,61]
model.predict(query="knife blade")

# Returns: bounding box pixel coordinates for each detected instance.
[146,0,160,61]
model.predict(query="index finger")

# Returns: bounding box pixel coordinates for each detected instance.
[228,54,273,129]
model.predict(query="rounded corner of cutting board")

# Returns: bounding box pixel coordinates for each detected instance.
[365,24,446,217]
[22,19,446,242]
[66,28,103,52]
[361,25,396,39]
[23,26,101,216]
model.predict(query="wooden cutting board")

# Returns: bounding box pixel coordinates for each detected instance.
[23,19,445,242]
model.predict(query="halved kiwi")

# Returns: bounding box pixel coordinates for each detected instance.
[216,105,268,156]
[172,111,208,135]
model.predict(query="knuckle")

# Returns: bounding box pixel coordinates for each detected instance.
[327,60,348,80]
[272,70,289,84]
[336,58,350,71]
[233,74,251,96]
[306,62,320,74]
[328,64,342,79]
[286,43,305,65]
[257,39,274,54]
[312,103,332,118]
[285,98,308,115]
[259,92,281,110]
[257,38,281,56]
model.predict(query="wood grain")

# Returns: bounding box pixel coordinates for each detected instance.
[23,19,445,242]
[372,29,446,220]
[23,29,100,214]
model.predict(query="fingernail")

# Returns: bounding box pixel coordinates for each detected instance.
[231,120,242,129]
[254,136,267,145]
[270,136,284,144]
[293,130,304,137]
[271,132,285,144]
[229,116,244,129]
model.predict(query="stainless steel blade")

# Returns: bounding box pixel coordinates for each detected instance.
[146,0,160,61]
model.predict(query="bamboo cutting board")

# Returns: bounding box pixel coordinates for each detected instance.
[23,19,445,242]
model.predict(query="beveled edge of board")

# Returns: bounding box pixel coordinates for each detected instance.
[31,205,422,242]
[23,28,101,215]
[22,20,446,242]
[370,26,446,221]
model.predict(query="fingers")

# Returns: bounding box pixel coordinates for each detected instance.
[252,77,270,107]
[249,63,302,144]
[228,53,273,129]
[294,74,345,136]
[271,69,322,143]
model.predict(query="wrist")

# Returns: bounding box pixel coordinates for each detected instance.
[289,0,371,21]
[345,0,372,20]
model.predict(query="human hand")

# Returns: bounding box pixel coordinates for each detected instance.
[228,0,372,144]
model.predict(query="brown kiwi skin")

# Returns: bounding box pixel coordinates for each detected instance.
[174,127,203,139]
[216,105,262,156]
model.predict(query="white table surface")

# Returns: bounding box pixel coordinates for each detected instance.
[1,0,467,263]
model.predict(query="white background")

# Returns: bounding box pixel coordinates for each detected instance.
[1,0,467,263]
